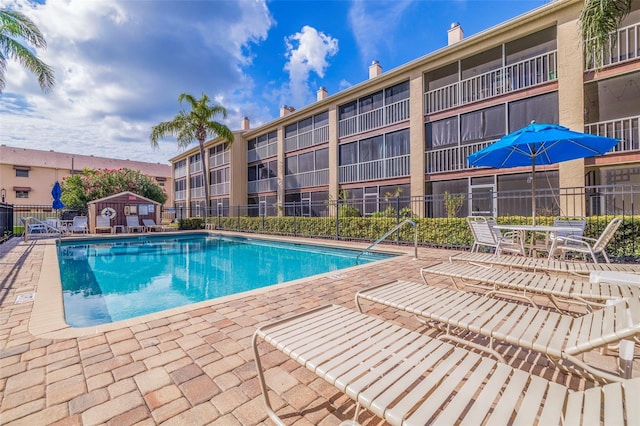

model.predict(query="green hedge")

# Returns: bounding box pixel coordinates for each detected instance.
[193,215,639,260]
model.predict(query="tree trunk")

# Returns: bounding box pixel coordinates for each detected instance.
[198,140,209,219]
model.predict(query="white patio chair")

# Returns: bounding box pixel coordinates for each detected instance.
[467,216,524,255]
[550,217,623,263]
[95,216,114,234]
[68,216,88,234]
[125,215,145,233]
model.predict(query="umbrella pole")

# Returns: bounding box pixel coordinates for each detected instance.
[531,158,536,226]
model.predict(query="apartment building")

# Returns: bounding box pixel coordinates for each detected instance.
[170,0,640,219]
[0,145,173,207]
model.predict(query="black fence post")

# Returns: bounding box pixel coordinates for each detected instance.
[335,199,340,240]
[293,202,297,237]
[237,206,240,231]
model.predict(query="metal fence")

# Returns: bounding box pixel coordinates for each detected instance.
[0,202,13,243]
[8,184,640,260]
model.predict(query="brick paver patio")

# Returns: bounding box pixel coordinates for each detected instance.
[0,234,637,425]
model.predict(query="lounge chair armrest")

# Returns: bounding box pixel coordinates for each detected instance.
[555,235,596,246]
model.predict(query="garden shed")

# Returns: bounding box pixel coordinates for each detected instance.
[87,191,161,233]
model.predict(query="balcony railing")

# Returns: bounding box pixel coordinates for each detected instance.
[339,154,410,183]
[285,125,329,152]
[174,167,187,179]
[585,22,639,71]
[424,50,558,114]
[190,187,205,198]
[189,162,203,174]
[585,115,640,153]
[209,151,230,168]
[210,182,230,196]
[248,143,277,163]
[285,169,329,189]
[175,190,187,201]
[338,98,410,138]
[248,177,279,194]
[426,140,495,174]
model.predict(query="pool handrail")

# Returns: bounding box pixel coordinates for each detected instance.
[356,219,417,263]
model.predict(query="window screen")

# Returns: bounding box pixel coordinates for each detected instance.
[508,92,558,131]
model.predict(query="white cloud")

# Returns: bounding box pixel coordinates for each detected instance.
[0,0,274,163]
[348,0,414,65]
[283,26,338,109]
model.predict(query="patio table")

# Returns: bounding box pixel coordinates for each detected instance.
[494,224,579,257]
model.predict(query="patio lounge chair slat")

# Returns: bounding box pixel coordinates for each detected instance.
[253,304,639,425]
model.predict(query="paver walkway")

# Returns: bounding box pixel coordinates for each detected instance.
[0,235,637,425]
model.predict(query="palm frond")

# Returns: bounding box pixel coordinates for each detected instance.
[580,0,633,70]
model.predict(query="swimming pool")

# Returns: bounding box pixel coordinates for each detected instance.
[57,233,393,327]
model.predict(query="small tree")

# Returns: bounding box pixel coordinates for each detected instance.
[61,168,167,211]
[444,191,465,218]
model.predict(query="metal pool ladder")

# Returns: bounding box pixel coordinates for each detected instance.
[356,219,418,263]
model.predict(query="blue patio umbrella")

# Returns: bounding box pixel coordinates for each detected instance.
[467,122,618,224]
[52,181,65,210]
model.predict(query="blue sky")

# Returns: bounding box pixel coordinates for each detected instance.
[1,0,547,164]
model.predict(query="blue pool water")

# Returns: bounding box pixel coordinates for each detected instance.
[57,233,392,327]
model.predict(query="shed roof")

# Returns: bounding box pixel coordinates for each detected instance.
[88,191,160,205]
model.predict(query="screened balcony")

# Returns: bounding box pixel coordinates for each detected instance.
[285,169,329,189]
[424,51,557,114]
[285,125,329,152]
[210,182,230,196]
[248,177,279,194]
[425,141,494,174]
[339,154,410,184]
[248,142,277,163]
[209,151,230,168]
[585,22,640,71]
[190,187,205,198]
[189,161,203,174]
[175,190,187,201]
[174,165,187,179]
[585,115,640,153]
[338,98,410,138]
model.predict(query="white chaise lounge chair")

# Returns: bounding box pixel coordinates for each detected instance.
[355,280,639,382]
[421,261,640,309]
[448,251,640,276]
[253,304,640,425]
[125,215,145,233]
[142,218,164,232]
[95,215,113,234]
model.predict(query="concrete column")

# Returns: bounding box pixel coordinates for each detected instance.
[229,133,247,216]
[409,69,426,217]
[277,127,285,216]
[328,105,339,215]
[557,6,587,217]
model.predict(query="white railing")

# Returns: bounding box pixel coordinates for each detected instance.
[585,22,639,71]
[175,190,187,201]
[248,143,278,162]
[339,154,410,183]
[338,98,410,138]
[425,140,495,173]
[190,187,205,198]
[285,169,329,189]
[284,125,329,152]
[189,162,203,174]
[248,177,279,193]
[585,115,640,153]
[174,167,187,179]
[209,151,230,168]
[210,182,230,196]
[424,50,558,114]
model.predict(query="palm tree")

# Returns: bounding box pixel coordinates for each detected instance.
[0,9,55,93]
[150,93,234,217]
[580,0,634,71]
